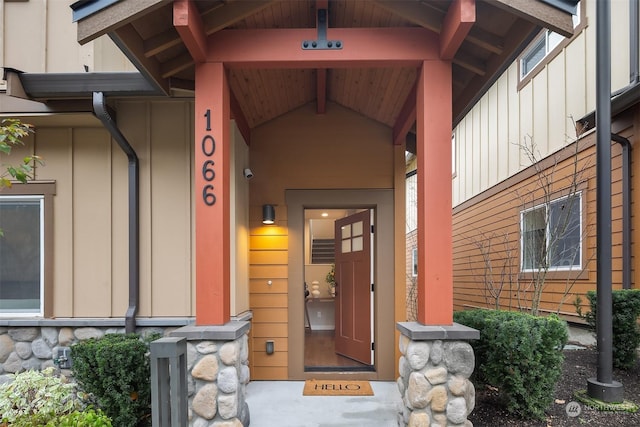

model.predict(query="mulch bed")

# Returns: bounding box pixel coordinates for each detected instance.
[469,345,640,426]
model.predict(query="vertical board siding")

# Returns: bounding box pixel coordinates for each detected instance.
[1,1,134,75]
[149,102,193,316]
[36,128,74,316]
[453,135,627,321]
[453,1,633,207]
[17,100,196,318]
[72,129,113,317]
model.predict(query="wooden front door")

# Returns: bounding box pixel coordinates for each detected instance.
[334,210,373,365]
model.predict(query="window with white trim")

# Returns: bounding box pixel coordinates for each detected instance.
[519,2,581,80]
[520,193,582,272]
[0,195,44,316]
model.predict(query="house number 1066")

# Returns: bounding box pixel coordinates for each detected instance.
[201,109,216,206]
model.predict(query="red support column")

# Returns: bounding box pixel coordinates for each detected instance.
[416,59,453,325]
[195,62,231,325]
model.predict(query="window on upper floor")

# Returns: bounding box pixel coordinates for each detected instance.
[520,192,582,272]
[519,1,582,83]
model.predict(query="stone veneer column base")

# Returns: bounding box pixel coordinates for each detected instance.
[171,322,251,427]
[396,322,479,427]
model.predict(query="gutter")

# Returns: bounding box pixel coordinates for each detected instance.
[92,92,140,333]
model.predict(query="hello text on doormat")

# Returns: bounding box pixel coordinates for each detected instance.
[302,379,374,396]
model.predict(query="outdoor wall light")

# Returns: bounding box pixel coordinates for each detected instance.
[262,204,275,224]
[266,340,275,355]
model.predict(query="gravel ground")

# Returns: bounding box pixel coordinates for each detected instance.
[469,345,640,427]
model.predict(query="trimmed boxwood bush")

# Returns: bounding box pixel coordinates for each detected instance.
[454,309,568,420]
[585,289,640,370]
[71,334,153,427]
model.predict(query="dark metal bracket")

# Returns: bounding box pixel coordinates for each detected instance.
[302,8,342,50]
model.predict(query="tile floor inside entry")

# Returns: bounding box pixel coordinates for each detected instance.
[245,380,402,427]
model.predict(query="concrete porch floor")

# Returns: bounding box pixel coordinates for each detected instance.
[245,380,402,427]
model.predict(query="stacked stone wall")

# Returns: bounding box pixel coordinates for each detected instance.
[0,325,168,382]
[185,334,250,427]
[0,323,253,427]
[396,323,478,427]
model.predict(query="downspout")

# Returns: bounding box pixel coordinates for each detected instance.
[92,92,139,334]
[611,134,631,290]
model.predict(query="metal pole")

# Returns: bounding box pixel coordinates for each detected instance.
[587,0,623,402]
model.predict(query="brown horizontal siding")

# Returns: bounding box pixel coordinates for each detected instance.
[453,132,629,322]
[249,224,289,380]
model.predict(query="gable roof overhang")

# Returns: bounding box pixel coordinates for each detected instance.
[56,1,576,144]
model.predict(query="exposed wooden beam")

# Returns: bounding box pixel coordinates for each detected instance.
[453,19,536,123]
[201,1,279,35]
[440,0,475,59]
[160,52,194,78]
[466,27,503,55]
[77,0,169,44]
[452,50,486,76]
[146,1,278,60]
[207,28,439,68]
[174,0,208,63]
[316,68,327,114]
[392,79,417,146]
[373,0,441,32]
[144,28,181,58]
[487,0,574,38]
[315,0,328,114]
[373,0,502,57]
[111,25,170,94]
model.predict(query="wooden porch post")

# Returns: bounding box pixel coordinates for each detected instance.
[194,62,231,325]
[416,59,453,325]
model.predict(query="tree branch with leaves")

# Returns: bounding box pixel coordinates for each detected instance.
[0,118,41,188]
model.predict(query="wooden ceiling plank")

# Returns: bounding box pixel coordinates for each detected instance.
[77,0,169,44]
[144,28,181,58]
[201,1,279,35]
[487,0,574,38]
[440,0,476,60]
[174,0,208,63]
[112,24,170,94]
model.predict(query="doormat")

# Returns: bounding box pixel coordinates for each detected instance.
[303,379,374,396]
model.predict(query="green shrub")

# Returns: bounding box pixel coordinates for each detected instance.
[585,289,640,370]
[45,408,113,427]
[71,334,152,427]
[0,367,86,426]
[454,309,568,420]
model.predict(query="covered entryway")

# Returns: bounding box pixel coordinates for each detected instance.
[68,0,578,389]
